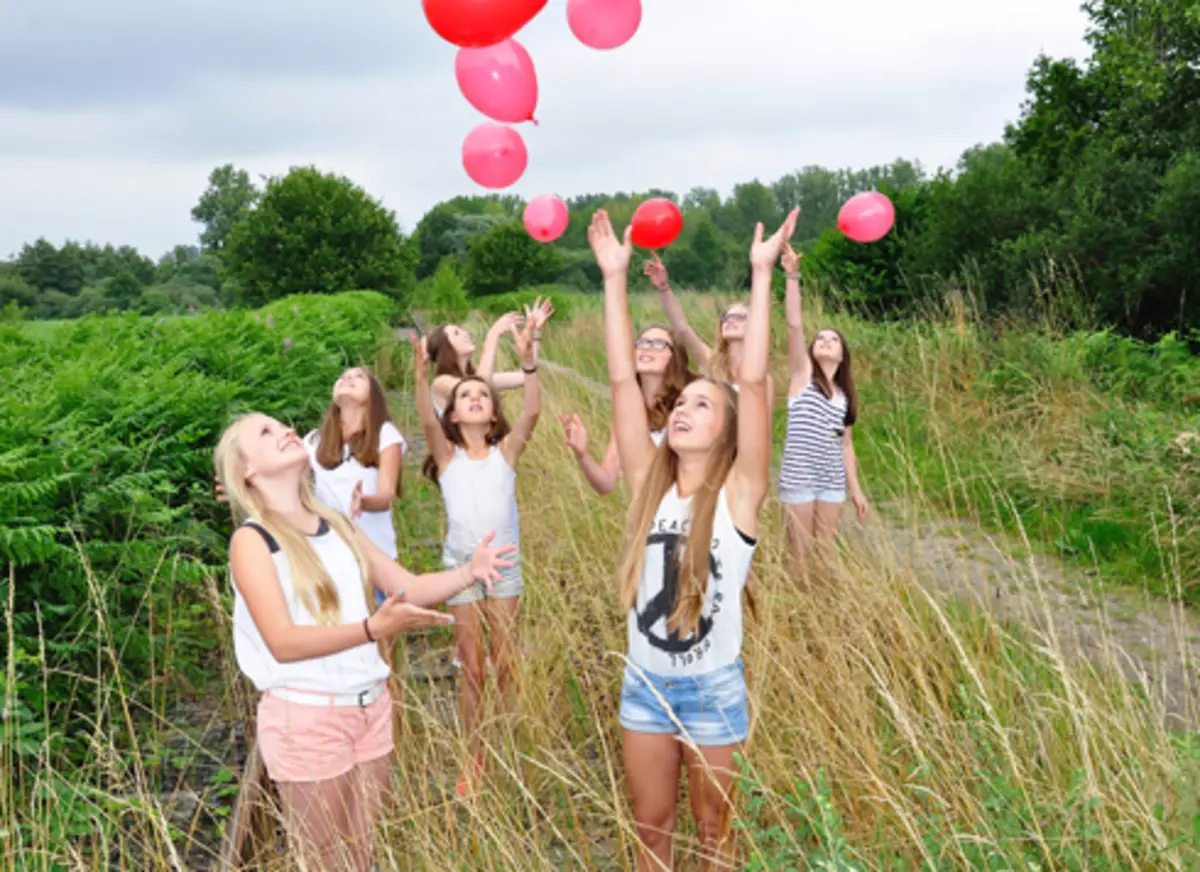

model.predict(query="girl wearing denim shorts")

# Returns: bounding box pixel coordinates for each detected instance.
[215,413,512,871]
[414,313,543,798]
[778,244,870,570]
[589,206,799,869]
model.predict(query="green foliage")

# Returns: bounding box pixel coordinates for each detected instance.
[409,258,471,323]
[0,292,396,760]
[464,220,566,296]
[191,164,260,252]
[223,166,417,306]
[471,286,576,322]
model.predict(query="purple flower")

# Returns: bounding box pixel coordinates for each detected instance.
[283,337,293,352]
[266,314,275,328]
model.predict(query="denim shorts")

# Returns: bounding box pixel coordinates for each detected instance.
[779,486,846,505]
[619,659,749,746]
[443,547,523,607]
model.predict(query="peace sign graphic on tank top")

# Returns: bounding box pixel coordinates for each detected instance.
[636,532,720,654]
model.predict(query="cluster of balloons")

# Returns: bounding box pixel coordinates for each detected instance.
[423,0,643,243]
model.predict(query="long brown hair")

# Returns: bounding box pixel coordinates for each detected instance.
[618,380,739,638]
[215,416,373,625]
[809,329,858,426]
[422,376,512,483]
[426,324,476,379]
[314,368,393,470]
[708,301,745,383]
[637,324,694,431]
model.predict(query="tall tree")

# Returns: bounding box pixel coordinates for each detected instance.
[463,220,565,296]
[223,167,416,304]
[192,165,260,252]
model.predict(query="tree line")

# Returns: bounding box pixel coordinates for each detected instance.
[1,0,1195,340]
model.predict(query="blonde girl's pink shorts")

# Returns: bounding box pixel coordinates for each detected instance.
[256,689,395,783]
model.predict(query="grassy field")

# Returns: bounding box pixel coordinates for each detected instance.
[3,292,1199,870]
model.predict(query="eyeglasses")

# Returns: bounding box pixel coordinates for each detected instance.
[635,338,674,351]
[720,311,748,325]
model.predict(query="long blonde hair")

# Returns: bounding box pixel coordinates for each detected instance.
[618,380,739,638]
[707,302,745,383]
[214,415,373,625]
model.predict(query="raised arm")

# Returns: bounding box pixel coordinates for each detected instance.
[727,209,799,534]
[559,414,622,496]
[477,311,522,382]
[591,210,655,489]
[355,526,516,606]
[501,311,542,467]
[782,244,812,397]
[645,253,713,368]
[488,297,554,391]
[412,334,456,473]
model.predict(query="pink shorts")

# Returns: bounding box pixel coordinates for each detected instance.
[257,688,395,783]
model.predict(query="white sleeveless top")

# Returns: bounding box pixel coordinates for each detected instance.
[438,445,521,566]
[231,519,389,695]
[627,485,756,676]
[650,429,666,447]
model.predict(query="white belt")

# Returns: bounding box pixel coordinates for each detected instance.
[268,682,386,708]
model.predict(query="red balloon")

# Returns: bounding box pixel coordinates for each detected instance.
[837,192,896,243]
[462,122,528,189]
[423,0,549,48]
[630,198,683,249]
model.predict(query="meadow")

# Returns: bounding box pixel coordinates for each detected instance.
[3,289,1199,870]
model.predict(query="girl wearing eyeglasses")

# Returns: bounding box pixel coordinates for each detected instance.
[556,325,693,496]
[645,255,776,411]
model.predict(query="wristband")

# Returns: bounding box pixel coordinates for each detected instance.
[522,366,538,374]
[363,617,375,643]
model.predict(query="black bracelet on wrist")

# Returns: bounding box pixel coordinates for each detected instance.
[363,617,375,643]
[522,365,538,374]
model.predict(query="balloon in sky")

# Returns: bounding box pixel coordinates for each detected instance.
[567,0,642,50]
[456,39,539,124]
[837,192,896,243]
[523,196,569,242]
[630,198,683,249]
[423,0,548,49]
[462,122,528,189]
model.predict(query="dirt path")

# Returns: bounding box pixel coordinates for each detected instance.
[536,358,1200,730]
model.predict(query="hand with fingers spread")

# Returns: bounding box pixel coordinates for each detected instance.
[214,476,228,504]
[781,242,802,276]
[750,207,801,272]
[489,311,525,340]
[527,296,555,330]
[556,412,588,458]
[367,593,455,639]
[643,253,669,292]
[588,209,633,279]
[511,309,540,369]
[466,531,518,592]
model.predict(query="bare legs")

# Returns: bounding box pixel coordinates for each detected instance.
[623,731,740,872]
[785,500,845,582]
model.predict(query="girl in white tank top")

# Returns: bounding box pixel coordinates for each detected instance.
[214,412,513,869]
[588,206,799,868]
[412,310,544,797]
[557,324,693,496]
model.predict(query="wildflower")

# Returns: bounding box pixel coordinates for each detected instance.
[293,304,300,315]
[283,337,293,352]
[266,313,275,328]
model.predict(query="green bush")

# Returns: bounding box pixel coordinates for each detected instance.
[472,286,576,322]
[0,291,396,761]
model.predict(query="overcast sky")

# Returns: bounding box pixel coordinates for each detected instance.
[0,0,1091,259]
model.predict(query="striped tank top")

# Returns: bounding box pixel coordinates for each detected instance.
[779,383,849,491]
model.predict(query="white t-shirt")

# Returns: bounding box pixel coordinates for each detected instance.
[626,485,756,676]
[231,519,389,695]
[304,422,407,558]
[438,445,520,566]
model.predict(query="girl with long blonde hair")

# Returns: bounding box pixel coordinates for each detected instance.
[215,413,513,871]
[590,206,798,870]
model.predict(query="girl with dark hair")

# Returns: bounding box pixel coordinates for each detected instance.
[778,244,869,566]
[414,315,543,798]
[556,323,694,496]
[591,205,798,870]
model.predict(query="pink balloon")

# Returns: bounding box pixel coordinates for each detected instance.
[523,196,569,242]
[567,0,641,50]
[455,39,539,124]
[462,123,528,189]
[837,192,896,243]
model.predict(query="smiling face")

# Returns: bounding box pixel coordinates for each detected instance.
[667,380,731,453]
[719,303,749,341]
[332,367,371,405]
[239,413,309,485]
[810,329,845,366]
[634,326,675,376]
[449,378,496,427]
[446,324,475,357]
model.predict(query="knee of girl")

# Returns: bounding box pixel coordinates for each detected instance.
[636,810,676,848]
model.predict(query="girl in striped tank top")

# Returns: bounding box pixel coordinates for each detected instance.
[778,244,869,566]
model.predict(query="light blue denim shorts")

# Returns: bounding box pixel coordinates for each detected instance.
[443,546,523,607]
[619,659,749,746]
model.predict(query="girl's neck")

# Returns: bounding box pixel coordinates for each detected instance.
[253,475,310,522]
[674,453,709,499]
[338,403,366,440]
[457,353,472,375]
[639,373,663,409]
[458,424,492,457]
[818,360,839,385]
[726,340,744,379]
